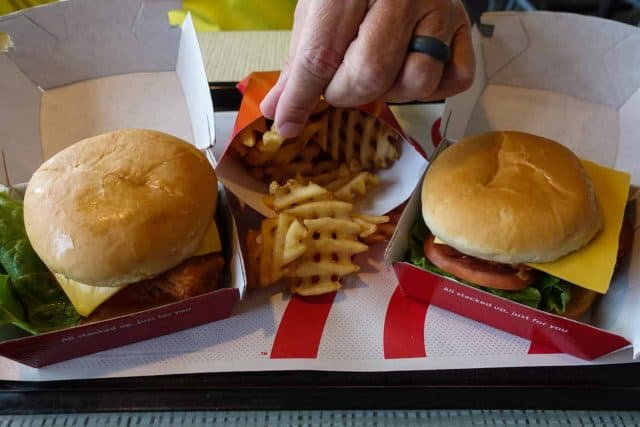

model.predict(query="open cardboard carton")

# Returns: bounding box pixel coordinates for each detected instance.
[215,71,428,217]
[386,11,640,361]
[0,0,246,367]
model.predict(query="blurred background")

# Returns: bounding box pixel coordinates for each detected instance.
[1,0,638,29]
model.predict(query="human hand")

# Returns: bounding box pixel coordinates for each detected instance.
[260,0,475,139]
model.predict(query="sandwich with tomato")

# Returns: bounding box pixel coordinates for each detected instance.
[408,131,633,318]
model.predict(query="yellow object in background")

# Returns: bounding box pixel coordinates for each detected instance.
[0,31,12,52]
[170,0,295,31]
[1,0,296,31]
[0,0,54,16]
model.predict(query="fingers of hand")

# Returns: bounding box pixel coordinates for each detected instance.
[385,0,473,103]
[384,0,453,102]
[324,0,421,107]
[273,0,368,138]
[260,66,290,120]
[260,0,311,119]
[426,3,475,100]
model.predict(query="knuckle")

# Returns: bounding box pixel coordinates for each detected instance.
[415,73,441,100]
[299,45,342,83]
[349,62,392,101]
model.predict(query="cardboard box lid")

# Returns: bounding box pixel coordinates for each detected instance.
[444,11,640,185]
[0,0,215,185]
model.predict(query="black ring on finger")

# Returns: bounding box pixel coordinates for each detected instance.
[408,35,451,63]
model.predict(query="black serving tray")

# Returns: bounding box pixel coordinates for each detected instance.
[2,364,640,414]
[1,84,639,415]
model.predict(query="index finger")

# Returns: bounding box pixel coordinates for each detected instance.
[273,0,368,139]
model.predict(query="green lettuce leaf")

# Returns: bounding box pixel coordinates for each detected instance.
[0,274,36,334]
[405,217,572,313]
[537,273,572,315]
[0,193,82,334]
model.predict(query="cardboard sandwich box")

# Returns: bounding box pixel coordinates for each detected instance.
[386,11,640,361]
[0,0,246,367]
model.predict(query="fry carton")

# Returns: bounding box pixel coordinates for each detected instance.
[215,71,428,218]
[385,11,640,360]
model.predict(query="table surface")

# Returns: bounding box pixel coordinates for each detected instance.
[198,31,290,82]
[3,30,640,421]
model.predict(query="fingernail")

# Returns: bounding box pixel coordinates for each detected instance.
[276,121,301,139]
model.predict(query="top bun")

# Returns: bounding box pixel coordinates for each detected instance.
[421,131,602,264]
[24,129,218,287]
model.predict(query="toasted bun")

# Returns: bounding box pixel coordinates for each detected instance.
[24,129,218,287]
[421,131,602,263]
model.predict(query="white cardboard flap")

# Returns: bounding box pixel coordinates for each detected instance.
[0,0,214,185]
[442,11,640,357]
[176,14,216,151]
[444,11,640,185]
[0,0,181,89]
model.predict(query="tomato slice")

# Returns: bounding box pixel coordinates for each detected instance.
[423,234,535,291]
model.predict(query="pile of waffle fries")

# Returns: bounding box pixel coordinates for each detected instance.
[234,101,402,296]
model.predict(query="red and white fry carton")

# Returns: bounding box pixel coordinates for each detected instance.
[386,11,640,361]
[0,0,246,367]
[214,71,428,217]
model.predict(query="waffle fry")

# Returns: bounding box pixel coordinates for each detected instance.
[247,180,393,295]
[285,216,368,296]
[351,213,389,238]
[245,145,276,167]
[375,123,401,169]
[284,200,353,220]
[269,139,307,165]
[289,275,342,296]
[246,229,262,288]
[269,180,332,211]
[259,217,279,286]
[312,160,340,175]
[236,118,267,148]
[283,218,308,265]
[232,103,401,195]
[331,171,380,203]
[329,107,343,160]
[289,218,367,277]
[260,129,285,153]
[264,162,314,184]
[360,223,397,245]
[300,144,322,163]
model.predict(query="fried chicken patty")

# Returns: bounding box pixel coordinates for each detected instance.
[85,253,225,322]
